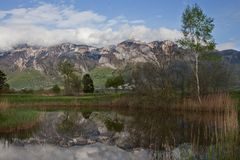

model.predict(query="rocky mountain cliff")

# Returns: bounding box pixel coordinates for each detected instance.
[0,40,181,76]
[0,40,239,89]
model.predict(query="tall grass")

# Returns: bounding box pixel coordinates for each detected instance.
[175,94,236,112]
[0,100,9,111]
[114,93,237,113]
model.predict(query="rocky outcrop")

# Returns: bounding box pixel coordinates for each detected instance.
[0,40,181,76]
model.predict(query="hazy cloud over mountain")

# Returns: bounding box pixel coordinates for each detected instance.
[216,42,237,51]
[0,3,182,50]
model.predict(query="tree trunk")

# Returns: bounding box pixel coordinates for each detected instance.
[195,53,201,103]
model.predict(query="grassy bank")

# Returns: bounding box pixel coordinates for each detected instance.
[1,91,239,112]
[0,108,40,132]
[0,93,124,109]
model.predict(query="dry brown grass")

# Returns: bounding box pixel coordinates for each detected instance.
[175,94,237,112]
[113,93,237,113]
[0,100,9,111]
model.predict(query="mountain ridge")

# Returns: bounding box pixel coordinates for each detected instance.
[0,40,180,73]
[0,40,239,89]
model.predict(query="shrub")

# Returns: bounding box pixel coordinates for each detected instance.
[52,84,61,94]
[105,75,124,89]
[104,119,124,132]
[0,70,7,91]
[82,74,94,93]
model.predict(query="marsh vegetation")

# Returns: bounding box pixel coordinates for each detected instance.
[0,3,240,160]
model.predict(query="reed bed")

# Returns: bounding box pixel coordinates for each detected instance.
[0,100,9,111]
[113,93,237,113]
[175,94,237,112]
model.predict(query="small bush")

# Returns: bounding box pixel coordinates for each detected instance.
[52,84,61,94]
[104,119,124,132]
[105,75,124,89]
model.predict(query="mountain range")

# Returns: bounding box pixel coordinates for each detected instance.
[0,40,239,89]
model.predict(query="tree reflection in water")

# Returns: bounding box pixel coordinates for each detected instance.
[121,108,239,156]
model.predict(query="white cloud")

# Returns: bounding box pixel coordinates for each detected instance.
[0,3,182,51]
[216,42,236,51]
[129,20,145,24]
[0,4,106,27]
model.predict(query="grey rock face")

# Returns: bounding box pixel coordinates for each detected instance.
[0,40,180,75]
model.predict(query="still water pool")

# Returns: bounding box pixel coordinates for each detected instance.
[0,109,239,160]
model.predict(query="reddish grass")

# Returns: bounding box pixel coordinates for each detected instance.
[175,94,237,112]
[0,100,9,111]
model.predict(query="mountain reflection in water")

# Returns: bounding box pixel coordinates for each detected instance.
[0,108,239,159]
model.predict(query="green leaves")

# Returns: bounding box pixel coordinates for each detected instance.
[58,61,75,77]
[0,70,7,90]
[82,74,94,93]
[179,3,215,53]
[105,75,124,89]
[200,53,223,62]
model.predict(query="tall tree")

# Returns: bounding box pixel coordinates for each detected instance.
[178,4,215,102]
[70,73,82,95]
[82,74,94,93]
[0,70,6,90]
[58,61,75,95]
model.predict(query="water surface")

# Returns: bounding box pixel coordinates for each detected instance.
[0,109,239,159]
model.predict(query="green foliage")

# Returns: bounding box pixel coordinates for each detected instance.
[58,61,75,78]
[57,112,78,134]
[7,69,53,90]
[90,67,115,88]
[178,3,215,53]
[104,119,124,132]
[199,62,232,94]
[200,53,223,62]
[3,83,10,90]
[70,73,82,94]
[58,61,75,94]
[231,91,240,110]
[105,75,124,88]
[52,84,61,94]
[1,83,10,93]
[82,74,94,93]
[1,93,123,106]
[0,109,39,128]
[178,4,216,102]
[0,70,6,90]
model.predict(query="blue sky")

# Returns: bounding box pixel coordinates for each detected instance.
[0,0,239,50]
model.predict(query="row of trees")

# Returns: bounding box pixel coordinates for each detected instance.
[0,61,125,95]
[130,57,232,102]
[123,4,233,103]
